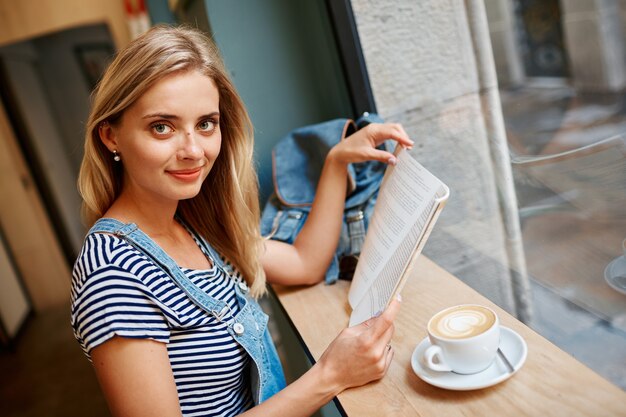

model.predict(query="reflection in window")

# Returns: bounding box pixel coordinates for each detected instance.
[487,0,626,390]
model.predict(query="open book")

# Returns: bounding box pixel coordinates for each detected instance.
[348,148,450,326]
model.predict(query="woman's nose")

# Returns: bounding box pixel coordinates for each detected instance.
[177,131,203,160]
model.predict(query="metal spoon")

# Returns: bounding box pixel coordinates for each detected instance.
[498,348,515,374]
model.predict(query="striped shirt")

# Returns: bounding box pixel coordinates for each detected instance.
[71,232,254,416]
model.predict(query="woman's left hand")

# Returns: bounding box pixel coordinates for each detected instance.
[262,122,413,286]
[327,122,414,166]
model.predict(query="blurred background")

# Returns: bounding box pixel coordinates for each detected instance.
[0,0,624,415]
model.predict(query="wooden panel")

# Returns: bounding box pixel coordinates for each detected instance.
[0,0,132,311]
[0,0,130,48]
[0,231,30,338]
[0,100,70,311]
[273,256,626,416]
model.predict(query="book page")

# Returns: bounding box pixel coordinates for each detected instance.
[348,149,447,324]
[348,193,447,326]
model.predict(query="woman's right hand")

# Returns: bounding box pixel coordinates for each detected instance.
[314,296,402,393]
[239,296,402,417]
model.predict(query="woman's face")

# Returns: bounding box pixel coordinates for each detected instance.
[101,70,222,205]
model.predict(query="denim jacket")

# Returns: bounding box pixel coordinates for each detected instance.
[88,218,286,405]
[260,113,394,284]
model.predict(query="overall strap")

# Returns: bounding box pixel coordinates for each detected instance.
[88,218,227,315]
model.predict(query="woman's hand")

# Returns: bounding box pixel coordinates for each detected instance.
[240,297,402,417]
[314,296,402,392]
[327,123,413,166]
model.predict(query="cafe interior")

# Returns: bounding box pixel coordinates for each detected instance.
[0,0,624,416]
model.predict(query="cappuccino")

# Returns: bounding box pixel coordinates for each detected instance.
[428,305,496,340]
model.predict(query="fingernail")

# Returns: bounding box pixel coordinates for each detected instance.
[373,310,382,317]
[388,156,397,165]
[396,294,403,302]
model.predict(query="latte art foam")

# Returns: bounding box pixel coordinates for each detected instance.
[429,305,495,339]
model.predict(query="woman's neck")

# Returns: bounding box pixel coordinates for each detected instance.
[103,191,180,238]
[103,192,209,268]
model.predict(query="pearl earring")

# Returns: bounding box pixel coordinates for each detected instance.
[113,150,121,162]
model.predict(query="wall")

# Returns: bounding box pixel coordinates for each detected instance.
[1,42,81,256]
[350,0,527,315]
[484,0,525,87]
[0,0,129,48]
[622,0,626,42]
[201,0,352,200]
[0,230,29,339]
[485,0,626,91]
[0,0,129,309]
[34,24,114,172]
[0,99,71,311]
[560,0,626,91]
[0,23,114,259]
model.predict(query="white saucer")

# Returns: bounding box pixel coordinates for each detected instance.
[411,326,528,391]
[604,256,626,295]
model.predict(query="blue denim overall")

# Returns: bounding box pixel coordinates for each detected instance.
[88,218,286,405]
[260,112,394,284]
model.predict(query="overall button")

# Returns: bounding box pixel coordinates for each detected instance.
[238,281,248,292]
[233,322,245,335]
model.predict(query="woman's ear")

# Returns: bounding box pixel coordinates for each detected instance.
[98,121,118,152]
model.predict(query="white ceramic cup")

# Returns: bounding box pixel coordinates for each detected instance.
[423,304,500,374]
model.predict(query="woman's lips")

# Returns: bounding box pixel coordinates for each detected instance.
[167,167,202,181]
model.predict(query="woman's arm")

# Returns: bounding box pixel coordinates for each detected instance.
[90,298,400,417]
[262,123,413,285]
[244,296,401,416]
[91,337,183,417]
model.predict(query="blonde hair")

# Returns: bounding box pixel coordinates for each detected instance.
[78,25,266,297]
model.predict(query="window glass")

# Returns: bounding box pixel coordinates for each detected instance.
[488,0,626,390]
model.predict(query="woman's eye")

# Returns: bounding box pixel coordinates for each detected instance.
[198,120,216,132]
[152,123,173,135]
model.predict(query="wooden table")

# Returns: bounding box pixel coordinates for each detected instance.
[272,256,626,416]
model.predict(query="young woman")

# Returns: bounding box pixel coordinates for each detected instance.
[71,25,412,417]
